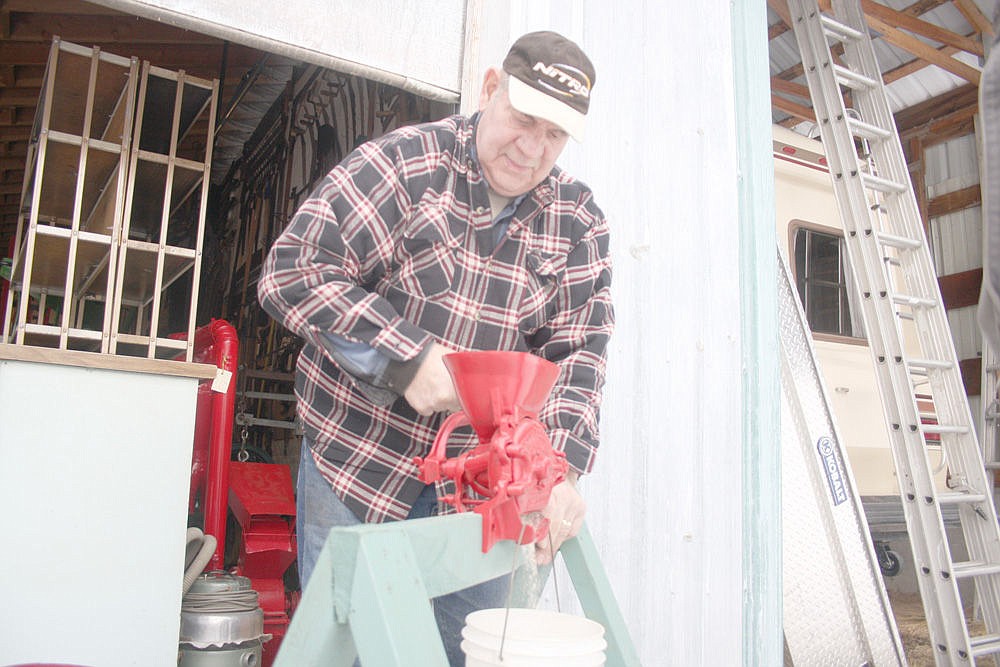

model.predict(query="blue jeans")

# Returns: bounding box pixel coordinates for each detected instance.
[296,442,507,667]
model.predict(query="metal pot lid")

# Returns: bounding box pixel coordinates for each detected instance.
[187,571,252,595]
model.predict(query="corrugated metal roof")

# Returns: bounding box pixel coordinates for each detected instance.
[769,0,998,123]
[212,57,297,184]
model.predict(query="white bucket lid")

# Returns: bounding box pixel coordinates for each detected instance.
[461,639,606,667]
[462,608,607,658]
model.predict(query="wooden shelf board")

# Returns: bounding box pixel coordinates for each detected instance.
[0,342,217,379]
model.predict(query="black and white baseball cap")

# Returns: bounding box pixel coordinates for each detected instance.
[502,31,596,142]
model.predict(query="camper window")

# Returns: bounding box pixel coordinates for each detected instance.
[793,226,865,339]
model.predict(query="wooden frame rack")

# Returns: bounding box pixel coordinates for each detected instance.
[2,38,218,362]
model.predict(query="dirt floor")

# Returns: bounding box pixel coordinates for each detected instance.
[888,591,985,666]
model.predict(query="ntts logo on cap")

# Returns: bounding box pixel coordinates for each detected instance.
[531,61,591,100]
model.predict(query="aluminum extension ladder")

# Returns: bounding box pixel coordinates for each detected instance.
[981,345,1000,510]
[788,0,1000,662]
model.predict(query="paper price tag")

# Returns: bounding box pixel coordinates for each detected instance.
[211,368,233,393]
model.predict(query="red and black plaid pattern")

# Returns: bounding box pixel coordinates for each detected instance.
[258,114,614,523]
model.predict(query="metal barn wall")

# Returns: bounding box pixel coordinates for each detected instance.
[925,132,986,443]
[472,3,777,664]
[92,0,467,101]
[928,135,985,363]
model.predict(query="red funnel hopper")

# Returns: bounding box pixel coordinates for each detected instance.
[444,351,560,441]
[413,350,568,551]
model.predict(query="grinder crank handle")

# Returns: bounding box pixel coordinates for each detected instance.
[413,411,470,483]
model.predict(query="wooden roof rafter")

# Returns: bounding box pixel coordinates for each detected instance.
[768,0,992,128]
[863,8,982,84]
[862,0,985,58]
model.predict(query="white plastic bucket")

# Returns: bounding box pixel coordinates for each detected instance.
[461,608,606,667]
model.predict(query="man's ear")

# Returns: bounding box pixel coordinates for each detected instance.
[479,68,503,111]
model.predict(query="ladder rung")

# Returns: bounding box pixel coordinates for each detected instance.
[985,462,1000,470]
[938,491,989,504]
[970,633,1000,658]
[833,63,879,90]
[820,14,865,41]
[861,172,908,194]
[920,423,970,435]
[907,358,954,371]
[876,231,922,250]
[847,117,892,141]
[952,560,1000,579]
[891,294,937,308]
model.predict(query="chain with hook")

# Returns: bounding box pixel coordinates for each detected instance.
[238,425,250,462]
[235,393,250,462]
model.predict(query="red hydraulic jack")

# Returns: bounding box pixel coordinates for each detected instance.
[414,351,568,552]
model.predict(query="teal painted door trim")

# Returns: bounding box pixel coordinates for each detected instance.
[732,1,782,664]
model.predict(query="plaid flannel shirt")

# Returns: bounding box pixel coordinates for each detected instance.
[258,113,614,523]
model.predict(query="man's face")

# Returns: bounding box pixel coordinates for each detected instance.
[476,70,570,197]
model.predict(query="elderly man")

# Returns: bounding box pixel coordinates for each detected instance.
[258,30,613,665]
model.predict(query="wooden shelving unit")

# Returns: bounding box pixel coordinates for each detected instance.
[2,38,218,362]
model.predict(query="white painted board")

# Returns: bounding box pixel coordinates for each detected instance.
[0,360,198,667]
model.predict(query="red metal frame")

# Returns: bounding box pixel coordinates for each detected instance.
[187,318,240,569]
[185,319,297,666]
[1,236,14,331]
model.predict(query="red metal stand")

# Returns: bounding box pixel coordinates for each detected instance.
[229,461,298,666]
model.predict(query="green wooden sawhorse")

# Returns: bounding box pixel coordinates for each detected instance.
[273,512,641,666]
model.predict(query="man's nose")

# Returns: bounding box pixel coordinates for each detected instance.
[515,127,546,159]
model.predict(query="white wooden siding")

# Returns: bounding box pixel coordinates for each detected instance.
[475,3,749,664]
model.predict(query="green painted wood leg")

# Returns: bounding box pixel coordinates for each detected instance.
[274,513,523,666]
[348,529,450,666]
[561,523,643,667]
[273,531,358,667]
[274,513,637,665]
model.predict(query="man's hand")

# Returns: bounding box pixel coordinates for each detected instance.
[535,470,585,565]
[403,342,462,416]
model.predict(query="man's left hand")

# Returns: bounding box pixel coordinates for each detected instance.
[535,471,585,565]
